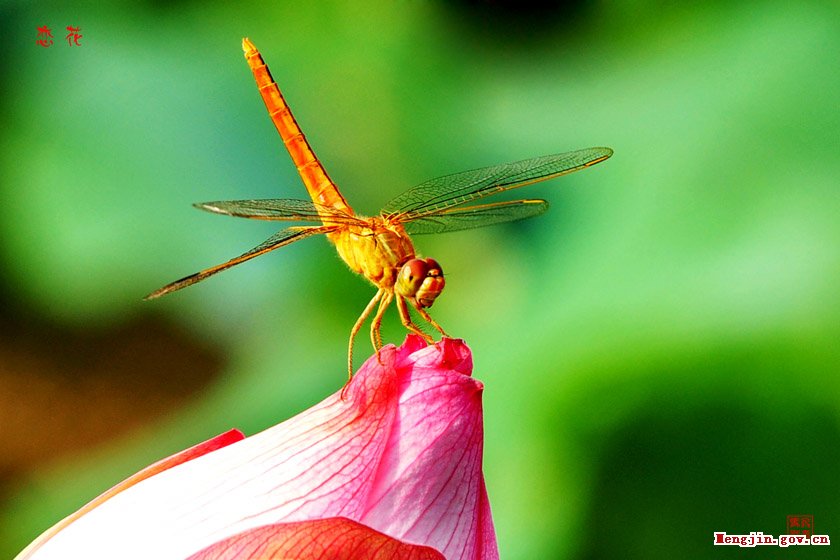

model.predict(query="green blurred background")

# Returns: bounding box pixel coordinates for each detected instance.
[2,1,838,558]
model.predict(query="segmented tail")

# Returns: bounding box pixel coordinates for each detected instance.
[242,38,353,218]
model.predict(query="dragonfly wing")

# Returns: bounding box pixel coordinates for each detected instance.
[144,225,334,299]
[194,199,364,226]
[404,199,548,235]
[383,147,612,218]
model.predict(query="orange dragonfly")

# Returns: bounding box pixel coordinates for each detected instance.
[146,38,612,379]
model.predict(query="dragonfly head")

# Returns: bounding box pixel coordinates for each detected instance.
[396,258,445,308]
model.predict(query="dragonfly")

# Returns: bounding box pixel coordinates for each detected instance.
[146,38,612,380]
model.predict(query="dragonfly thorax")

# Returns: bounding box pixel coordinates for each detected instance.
[330,217,418,290]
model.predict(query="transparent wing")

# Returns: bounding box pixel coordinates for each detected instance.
[404,199,549,235]
[383,147,612,218]
[144,225,334,299]
[194,199,365,226]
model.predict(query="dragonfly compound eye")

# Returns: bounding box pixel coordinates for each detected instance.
[397,259,428,296]
[419,259,444,305]
[396,258,445,308]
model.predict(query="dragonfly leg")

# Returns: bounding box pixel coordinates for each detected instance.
[347,289,384,383]
[413,303,448,338]
[370,291,394,365]
[396,296,435,343]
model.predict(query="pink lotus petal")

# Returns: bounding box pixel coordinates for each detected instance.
[361,338,495,559]
[18,335,498,560]
[187,517,445,560]
[16,429,245,559]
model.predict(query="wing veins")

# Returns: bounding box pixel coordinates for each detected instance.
[195,199,364,226]
[144,225,335,299]
[404,199,549,235]
[384,147,612,219]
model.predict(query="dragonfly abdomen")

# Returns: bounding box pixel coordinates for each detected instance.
[243,38,353,219]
